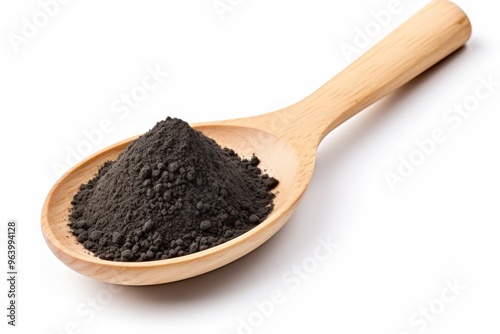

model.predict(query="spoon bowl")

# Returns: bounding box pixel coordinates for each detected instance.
[42,125,306,285]
[42,0,471,285]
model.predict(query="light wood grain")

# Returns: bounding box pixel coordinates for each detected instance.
[41,0,471,285]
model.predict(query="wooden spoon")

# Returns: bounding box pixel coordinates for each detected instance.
[42,0,471,285]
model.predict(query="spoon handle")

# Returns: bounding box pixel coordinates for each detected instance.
[282,0,471,145]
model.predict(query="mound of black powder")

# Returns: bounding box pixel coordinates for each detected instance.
[69,117,278,262]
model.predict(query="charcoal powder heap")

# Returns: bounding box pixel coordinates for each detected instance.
[69,117,278,262]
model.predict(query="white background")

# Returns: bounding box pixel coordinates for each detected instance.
[1,0,499,333]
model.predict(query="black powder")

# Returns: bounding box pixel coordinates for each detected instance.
[69,117,278,262]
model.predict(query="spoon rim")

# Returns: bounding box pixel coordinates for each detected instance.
[41,122,311,284]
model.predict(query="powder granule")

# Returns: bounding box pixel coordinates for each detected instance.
[69,117,278,262]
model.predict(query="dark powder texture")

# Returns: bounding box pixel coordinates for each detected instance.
[69,117,278,262]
